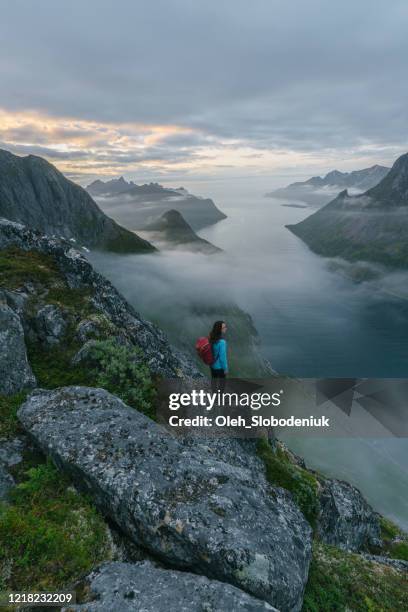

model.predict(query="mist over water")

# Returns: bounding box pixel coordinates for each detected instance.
[90,179,408,529]
[198,184,408,378]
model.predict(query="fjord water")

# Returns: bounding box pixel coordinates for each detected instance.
[199,180,408,529]
[90,178,408,529]
[198,183,408,378]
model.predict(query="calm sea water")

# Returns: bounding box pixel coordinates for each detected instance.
[91,178,408,529]
[198,187,408,378]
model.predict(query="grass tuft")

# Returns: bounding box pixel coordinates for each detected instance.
[0,461,111,592]
[303,542,408,611]
[257,438,320,527]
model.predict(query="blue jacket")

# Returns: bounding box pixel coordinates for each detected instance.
[211,339,228,371]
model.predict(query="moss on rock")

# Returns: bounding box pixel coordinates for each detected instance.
[257,438,320,527]
[303,542,408,611]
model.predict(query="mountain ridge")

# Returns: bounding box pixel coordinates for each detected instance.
[87,177,227,231]
[0,150,154,253]
[267,164,390,204]
[286,153,408,267]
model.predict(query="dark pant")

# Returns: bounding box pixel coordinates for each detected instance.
[210,368,226,393]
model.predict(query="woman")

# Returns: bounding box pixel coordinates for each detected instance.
[209,320,228,391]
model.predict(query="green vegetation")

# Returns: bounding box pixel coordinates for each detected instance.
[87,339,157,419]
[289,220,408,269]
[28,336,156,419]
[46,285,93,310]
[0,392,27,439]
[0,247,59,289]
[0,462,111,592]
[257,438,320,526]
[1,248,157,419]
[373,517,408,563]
[303,542,408,612]
[0,247,159,594]
[27,340,94,389]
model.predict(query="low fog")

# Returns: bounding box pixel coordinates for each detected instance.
[90,190,408,379]
[87,190,408,529]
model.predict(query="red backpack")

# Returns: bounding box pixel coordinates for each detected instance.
[195,336,215,365]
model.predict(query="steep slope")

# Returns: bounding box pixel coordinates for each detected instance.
[268,165,390,203]
[140,209,222,254]
[0,150,154,253]
[87,178,227,230]
[286,153,408,267]
[0,217,200,386]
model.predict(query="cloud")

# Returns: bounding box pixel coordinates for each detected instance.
[0,0,407,179]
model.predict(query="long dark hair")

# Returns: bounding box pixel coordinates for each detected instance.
[209,320,224,344]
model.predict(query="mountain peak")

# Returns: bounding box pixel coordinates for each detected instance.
[0,148,155,254]
[366,152,408,204]
[287,151,408,268]
[325,170,344,180]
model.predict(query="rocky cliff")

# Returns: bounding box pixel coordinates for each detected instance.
[0,150,154,253]
[287,153,408,267]
[0,218,198,387]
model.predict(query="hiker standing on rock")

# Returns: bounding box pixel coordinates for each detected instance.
[196,320,228,392]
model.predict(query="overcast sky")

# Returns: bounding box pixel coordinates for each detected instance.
[0,0,407,185]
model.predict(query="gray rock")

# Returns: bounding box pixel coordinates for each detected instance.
[317,478,381,551]
[71,337,132,366]
[19,387,312,612]
[0,289,28,316]
[361,553,408,572]
[34,304,67,345]
[0,437,25,467]
[0,218,201,378]
[0,437,33,501]
[75,317,114,344]
[64,561,277,612]
[71,340,99,366]
[0,464,14,501]
[0,303,36,395]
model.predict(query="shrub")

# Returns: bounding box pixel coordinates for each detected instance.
[88,339,156,419]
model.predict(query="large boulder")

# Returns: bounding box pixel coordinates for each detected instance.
[65,561,278,611]
[19,387,312,612]
[0,303,36,395]
[317,478,381,551]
